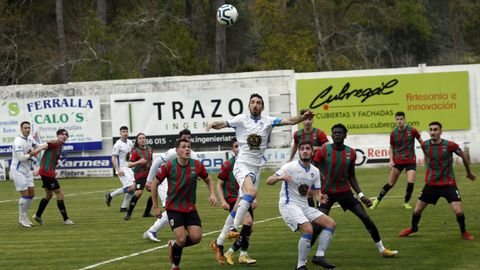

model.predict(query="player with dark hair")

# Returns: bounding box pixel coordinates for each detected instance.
[210,138,256,265]
[312,124,398,258]
[32,129,74,225]
[207,93,314,251]
[399,121,476,240]
[288,109,328,162]
[150,138,217,270]
[371,111,423,210]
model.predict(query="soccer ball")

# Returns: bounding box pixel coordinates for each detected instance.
[217,4,238,26]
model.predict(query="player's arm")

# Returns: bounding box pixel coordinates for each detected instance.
[278,110,314,126]
[216,178,229,210]
[206,121,228,132]
[202,175,218,206]
[147,156,166,183]
[128,151,146,168]
[150,177,162,217]
[288,140,298,162]
[388,144,395,167]
[347,163,372,207]
[266,173,293,185]
[454,148,476,181]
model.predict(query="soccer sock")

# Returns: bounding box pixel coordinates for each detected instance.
[127,194,139,216]
[19,196,29,220]
[143,196,153,216]
[172,242,183,266]
[310,223,323,246]
[57,200,69,220]
[377,183,393,201]
[375,240,385,253]
[111,187,128,197]
[121,192,133,208]
[239,225,252,251]
[405,183,414,203]
[456,213,466,233]
[412,213,421,231]
[298,233,312,268]
[25,196,33,211]
[217,212,235,246]
[233,195,254,229]
[149,212,169,232]
[36,198,50,218]
[315,227,334,257]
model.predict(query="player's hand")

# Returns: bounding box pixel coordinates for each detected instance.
[117,170,125,176]
[361,196,372,207]
[33,170,39,176]
[302,110,314,120]
[389,161,395,168]
[153,206,162,219]
[281,175,294,182]
[206,123,213,132]
[209,195,218,207]
[467,172,476,181]
[320,193,329,204]
[251,199,257,209]
[138,158,148,164]
[221,202,230,211]
[145,182,152,192]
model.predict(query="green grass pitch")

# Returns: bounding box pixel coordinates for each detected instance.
[0,165,479,270]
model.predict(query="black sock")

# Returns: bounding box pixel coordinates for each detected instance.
[412,213,421,231]
[127,195,139,216]
[378,183,393,201]
[172,242,183,266]
[405,183,414,203]
[456,213,466,233]
[57,200,69,220]
[143,196,153,216]
[36,198,50,217]
[240,225,252,251]
[307,197,316,208]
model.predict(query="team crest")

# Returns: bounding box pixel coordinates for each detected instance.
[310,173,315,178]
[346,153,351,159]
[247,134,262,150]
[298,184,309,197]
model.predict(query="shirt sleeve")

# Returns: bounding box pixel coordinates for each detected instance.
[448,141,460,152]
[313,145,324,163]
[147,155,167,183]
[293,131,298,144]
[412,127,421,139]
[217,162,230,181]
[389,131,394,146]
[274,163,290,177]
[269,116,282,127]
[198,162,209,179]
[164,148,177,161]
[112,142,119,156]
[227,114,244,128]
[311,170,322,190]
[129,149,139,162]
[156,164,168,182]
[318,130,329,145]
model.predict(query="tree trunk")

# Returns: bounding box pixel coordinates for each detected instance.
[185,0,193,32]
[55,0,69,83]
[310,0,324,71]
[214,0,226,73]
[97,0,107,25]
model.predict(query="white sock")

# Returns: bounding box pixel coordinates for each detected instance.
[240,250,248,256]
[19,197,28,220]
[217,213,234,246]
[316,227,334,257]
[233,199,251,229]
[149,212,169,232]
[111,187,126,197]
[121,193,133,208]
[375,240,385,253]
[298,235,312,268]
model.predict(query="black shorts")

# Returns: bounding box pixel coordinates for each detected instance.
[418,184,461,205]
[228,201,254,220]
[167,210,202,230]
[41,175,60,190]
[393,163,416,172]
[134,177,147,190]
[318,190,360,213]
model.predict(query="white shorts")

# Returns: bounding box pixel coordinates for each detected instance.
[233,162,261,198]
[118,167,134,188]
[279,203,323,232]
[11,169,34,192]
[158,180,168,208]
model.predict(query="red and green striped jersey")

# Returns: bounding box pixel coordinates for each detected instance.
[218,156,239,204]
[39,141,63,177]
[293,128,328,146]
[390,125,420,164]
[130,145,153,180]
[313,144,356,194]
[156,158,208,213]
[422,139,459,186]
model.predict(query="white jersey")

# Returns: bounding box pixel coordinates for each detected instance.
[10,135,38,173]
[275,160,321,207]
[146,148,198,183]
[227,114,281,166]
[112,138,133,169]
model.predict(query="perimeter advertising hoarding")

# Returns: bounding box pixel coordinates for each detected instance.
[0,97,102,154]
[110,88,269,148]
[297,72,470,134]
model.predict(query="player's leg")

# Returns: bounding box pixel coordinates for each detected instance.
[106,168,134,207]
[236,209,256,265]
[400,185,433,237]
[211,201,239,264]
[297,222,315,270]
[310,197,334,247]
[125,185,143,220]
[447,186,473,240]
[403,164,416,209]
[309,208,336,268]
[120,192,133,212]
[371,166,401,209]
[52,186,73,224]
[13,170,34,227]
[232,174,256,232]
[144,181,169,242]
[34,176,54,224]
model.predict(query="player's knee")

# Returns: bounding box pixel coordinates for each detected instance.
[326,219,336,229]
[56,193,64,200]
[190,234,202,244]
[176,236,187,246]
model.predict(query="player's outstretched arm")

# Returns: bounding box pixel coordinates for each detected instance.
[279,110,314,126]
[206,121,228,132]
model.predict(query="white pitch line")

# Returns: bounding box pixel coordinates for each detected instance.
[76,216,283,270]
[0,190,109,204]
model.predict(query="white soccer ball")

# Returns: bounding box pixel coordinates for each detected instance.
[217,4,238,26]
